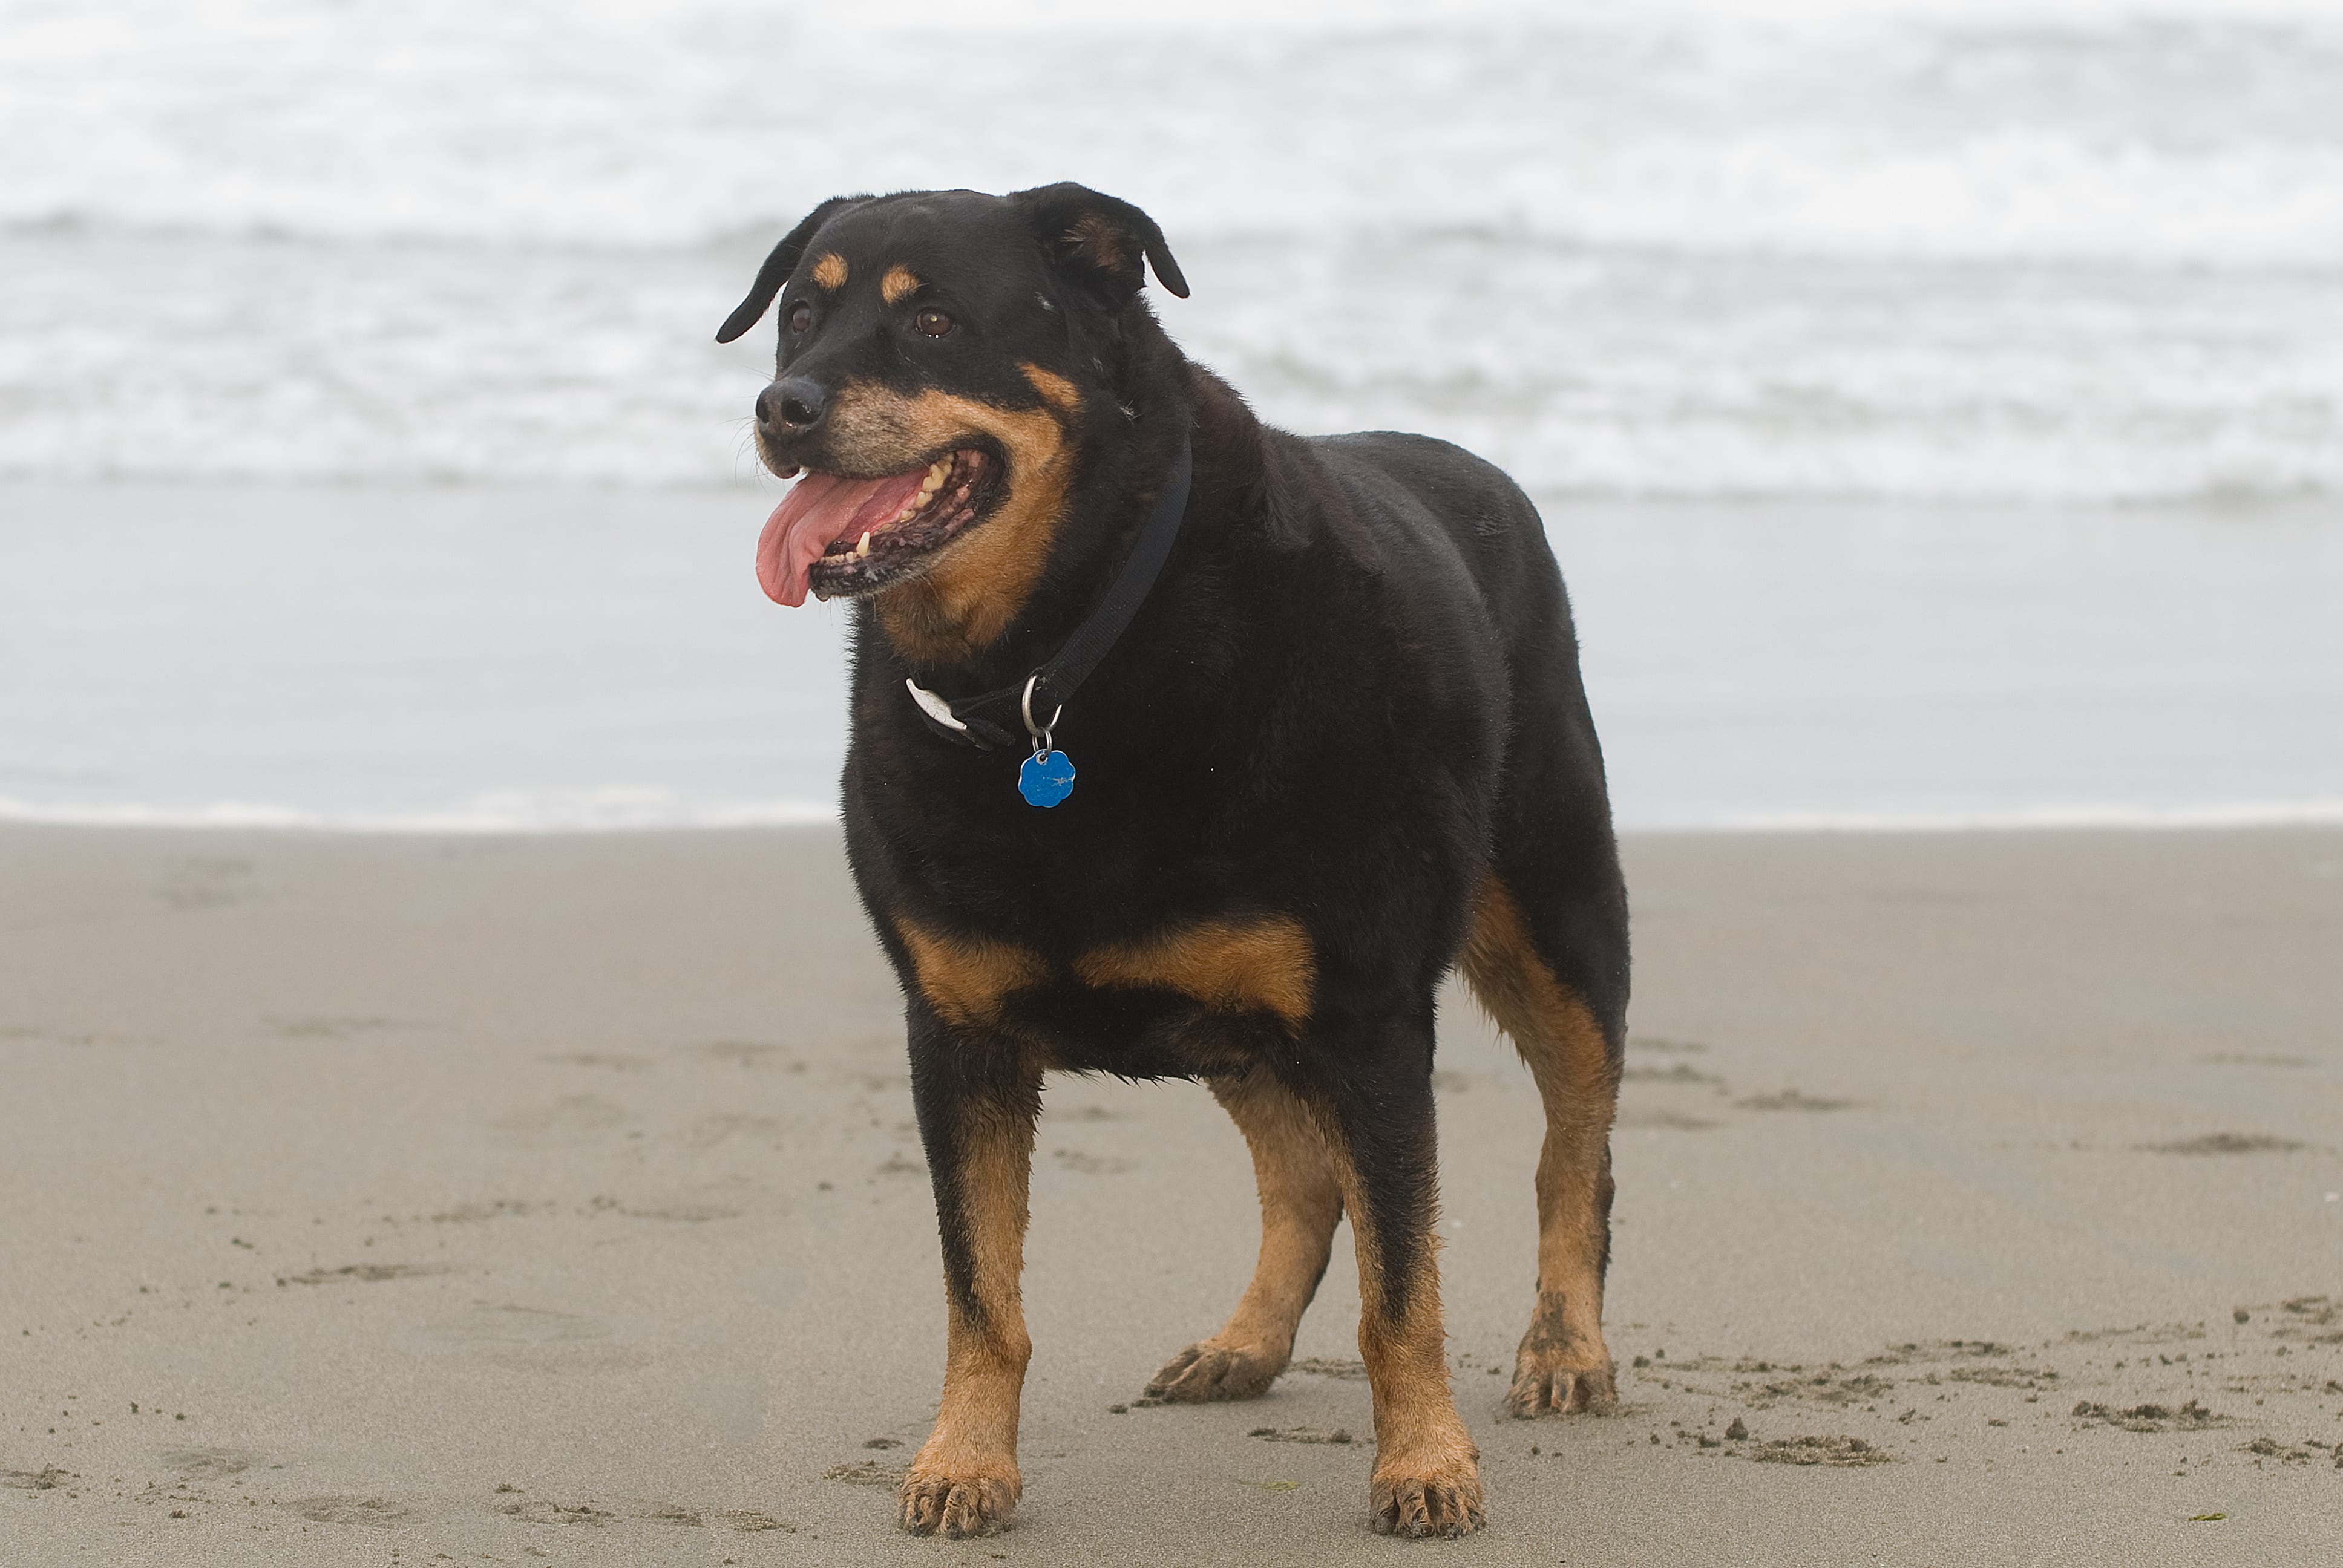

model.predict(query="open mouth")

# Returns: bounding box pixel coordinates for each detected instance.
[756,449,1000,606]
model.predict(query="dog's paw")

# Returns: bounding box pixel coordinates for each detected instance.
[898,1462,1018,1538]
[1369,1450,1486,1538]
[1145,1339,1284,1402]
[1504,1351,1617,1417]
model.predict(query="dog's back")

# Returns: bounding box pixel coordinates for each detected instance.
[1311,429,1630,1031]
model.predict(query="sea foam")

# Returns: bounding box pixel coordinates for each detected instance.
[2,0,2339,500]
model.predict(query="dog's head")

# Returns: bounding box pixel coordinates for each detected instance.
[718,185,1187,649]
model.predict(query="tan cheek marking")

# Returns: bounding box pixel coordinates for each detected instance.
[1020,363,1083,415]
[822,385,1077,660]
[895,917,1048,1026]
[880,264,922,305]
[809,252,848,291]
[1074,915,1315,1027]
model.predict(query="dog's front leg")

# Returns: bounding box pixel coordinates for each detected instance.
[1314,1008,1486,1538]
[899,1017,1042,1538]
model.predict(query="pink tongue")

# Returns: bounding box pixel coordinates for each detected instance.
[755,468,931,606]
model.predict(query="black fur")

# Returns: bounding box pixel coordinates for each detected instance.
[726,183,1628,1504]
[715,195,861,345]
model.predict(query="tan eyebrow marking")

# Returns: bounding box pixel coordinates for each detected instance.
[808,253,848,291]
[881,264,922,305]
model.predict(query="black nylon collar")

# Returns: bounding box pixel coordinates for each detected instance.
[906,432,1194,751]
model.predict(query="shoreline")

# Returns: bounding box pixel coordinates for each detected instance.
[8,482,2341,834]
[5,806,2343,834]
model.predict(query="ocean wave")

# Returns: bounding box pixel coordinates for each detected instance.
[5,1,2341,501]
[3,223,2333,501]
[3,3,2341,266]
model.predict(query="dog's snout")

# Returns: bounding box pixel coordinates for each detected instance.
[758,377,828,435]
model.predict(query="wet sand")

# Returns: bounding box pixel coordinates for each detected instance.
[4,825,2339,1563]
[10,482,2342,831]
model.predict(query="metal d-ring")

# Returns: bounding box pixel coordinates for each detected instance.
[1020,673,1063,756]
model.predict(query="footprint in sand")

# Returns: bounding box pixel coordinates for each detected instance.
[292,1495,416,1526]
[2138,1132,2305,1155]
[1735,1089,1854,1112]
[161,1446,260,1480]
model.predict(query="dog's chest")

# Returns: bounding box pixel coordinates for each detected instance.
[859,745,1329,1065]
[891,897,1312,1076]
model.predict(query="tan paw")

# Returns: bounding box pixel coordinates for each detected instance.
[1504,1351,1617,1417]
[1145,1339,1285,1402]
[1369,1452,1486,1538]
[898,1464,1018,1538]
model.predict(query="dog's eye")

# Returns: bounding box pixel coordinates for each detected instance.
[788,302,812,334]
[914,308,955,338]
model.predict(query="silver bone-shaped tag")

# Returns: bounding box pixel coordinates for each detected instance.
[905,679,968,733]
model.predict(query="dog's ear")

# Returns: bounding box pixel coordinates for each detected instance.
[1014,183,1189,306]
[714,196,860,344]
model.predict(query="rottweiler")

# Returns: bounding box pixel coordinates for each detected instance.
[716,184,1628,1540]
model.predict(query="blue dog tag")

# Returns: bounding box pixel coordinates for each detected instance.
[1018,748,1076,808]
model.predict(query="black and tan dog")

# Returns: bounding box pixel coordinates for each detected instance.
[717,185,1628,1540]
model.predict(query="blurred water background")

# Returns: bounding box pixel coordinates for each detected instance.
[3,0,2339,828]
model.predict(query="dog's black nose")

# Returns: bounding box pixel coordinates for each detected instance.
[758,377,827,434]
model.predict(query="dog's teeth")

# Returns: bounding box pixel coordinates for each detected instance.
[854,531,872,558]
[922,460,949,494]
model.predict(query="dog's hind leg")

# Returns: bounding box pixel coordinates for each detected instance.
[1145,1067,1343,1402]
[1461,873,1625,1417]
[898,1017,1043,1538]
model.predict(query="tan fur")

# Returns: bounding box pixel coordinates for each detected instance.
[809,252,848,291]
[816,386,1073,660]
[901,1101,1037,1538]
[880,264,922,305]
[1074,915,1315,1026]
[1323,1135,1485,1537]
[1019,362,1083,414]
[1147,1070,1342,1400]
[895,917,1047,1027]
[1460,878,1621,1416]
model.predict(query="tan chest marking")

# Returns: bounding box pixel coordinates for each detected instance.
[896,918,1047,1027]
[1075,915,1316,1026]
[808,252,848,291]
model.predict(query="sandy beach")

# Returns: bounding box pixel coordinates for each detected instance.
[4,823,2338,1564]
